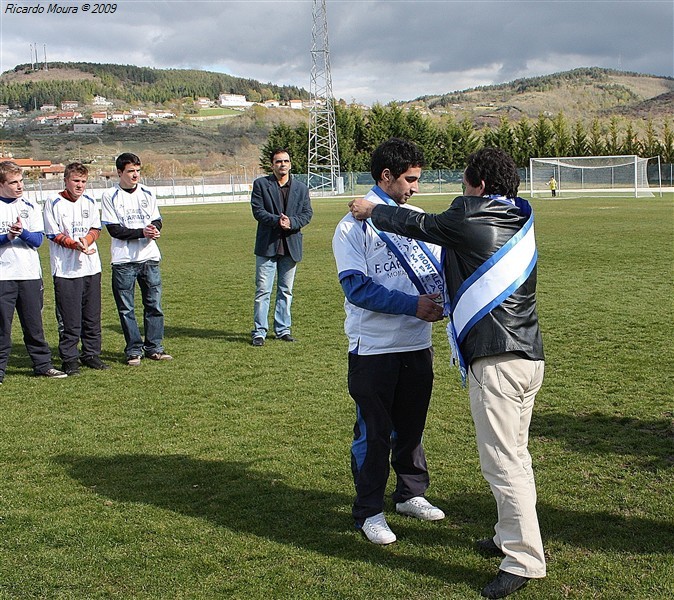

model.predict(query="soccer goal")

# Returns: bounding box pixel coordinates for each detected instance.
[529,155,662,198]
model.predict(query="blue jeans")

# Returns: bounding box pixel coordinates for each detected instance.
[111,261,165,358]
[252,254,296,339]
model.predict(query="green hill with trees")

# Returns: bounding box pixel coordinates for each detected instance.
[0,62,310,110]
[0,64,672,177]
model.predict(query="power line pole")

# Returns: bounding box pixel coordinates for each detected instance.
[308,0,341,195]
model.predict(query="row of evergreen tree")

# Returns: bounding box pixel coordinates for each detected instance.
[261,104,674,172]
[1,63,310,111]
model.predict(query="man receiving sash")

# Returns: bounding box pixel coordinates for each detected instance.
[350,148,545,599]
[333,138,446,546]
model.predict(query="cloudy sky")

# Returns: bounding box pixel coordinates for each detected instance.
[1,0,672,105]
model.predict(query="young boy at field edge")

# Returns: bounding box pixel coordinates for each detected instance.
[0,161,67,383]
[44,162,109,376]
[101,152,172,366]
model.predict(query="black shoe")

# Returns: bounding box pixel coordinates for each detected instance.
[278,334,296,342]
[81,356,110,370]
[62,361,81,376]
[477,538,506,557]
[481,570,530,599]
[252,336,265,347]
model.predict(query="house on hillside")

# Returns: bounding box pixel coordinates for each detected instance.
[61,100,79,110]
[92,95,113,106]
[13,158,64,179]
[37,111,83,126]
[150,110,175,119]
[91,112,108,124]
[40,164,66,179]
[263,100,280,108]
[288,99,304,110]
[129,110,150,123]
[40,104,57,112]
[110,111,131,122]
[56,111,83,125]
[195,97,212,108]
[218,93,252,108]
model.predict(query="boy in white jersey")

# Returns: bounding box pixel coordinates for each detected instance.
[0,161,67,382]
[44,163,109,376]
[101,152,171,366]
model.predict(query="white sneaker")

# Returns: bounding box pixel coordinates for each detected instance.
[361,512,397,545]
[395,496,445,521]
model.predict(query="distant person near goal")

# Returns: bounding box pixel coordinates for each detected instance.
[548,175,557,197]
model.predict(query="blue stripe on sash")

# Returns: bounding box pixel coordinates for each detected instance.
[457,248,537,343]
[452,214,534,313]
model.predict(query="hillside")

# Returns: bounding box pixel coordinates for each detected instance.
[0,62,310,110]
[407,68,674,125]
[1,64,672,175]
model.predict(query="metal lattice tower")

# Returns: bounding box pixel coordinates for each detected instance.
[308,0,341,194]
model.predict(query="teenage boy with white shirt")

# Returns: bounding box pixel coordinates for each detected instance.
[44,162,109,376]
[101,152,171,366]
[0,161,66,382]
[332,138,446,545]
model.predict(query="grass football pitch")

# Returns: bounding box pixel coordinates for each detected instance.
[1,194,672,599]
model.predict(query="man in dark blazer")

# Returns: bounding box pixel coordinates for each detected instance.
[250,148,313,346]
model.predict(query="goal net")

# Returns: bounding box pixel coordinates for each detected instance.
[529,155,661,198]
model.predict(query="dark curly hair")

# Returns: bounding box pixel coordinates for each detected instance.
[464,148,520,198]
[370,138,425,183]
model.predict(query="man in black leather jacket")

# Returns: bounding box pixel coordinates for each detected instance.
[349,148,545,599]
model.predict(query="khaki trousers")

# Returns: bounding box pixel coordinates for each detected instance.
[469,353,546,578]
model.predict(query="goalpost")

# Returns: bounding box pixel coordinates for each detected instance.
[529,155,662,198]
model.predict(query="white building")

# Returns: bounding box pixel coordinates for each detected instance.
[92,95,113,106]
[110,111,130,122]
[218,93,253,108]
[151,110,175,119]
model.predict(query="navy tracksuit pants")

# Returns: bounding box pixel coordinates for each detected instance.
[0,278,54,379]
[348,348,434,525]
[53,273,102,363]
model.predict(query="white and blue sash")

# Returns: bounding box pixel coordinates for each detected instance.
[447,196,538,385]
[365,187,446,305]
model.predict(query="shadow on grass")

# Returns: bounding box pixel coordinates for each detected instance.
[533,411,674,468]
[55,454,482,586]
[55,453,674,586]
[442,492,674,555]
[103,323,250,343]
[5,345,137,372]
